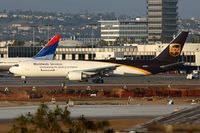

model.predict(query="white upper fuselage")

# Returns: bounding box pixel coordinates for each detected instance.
[9,60,151,78]
[0,58,34,71]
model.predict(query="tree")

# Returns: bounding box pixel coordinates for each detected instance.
[69,120,86,133]
[104,129,115,133]
[38,40,48,46]
[97,40,108,47]
[152,36,157,44]
[95,120,110,132]
[13,115,29,133]
[12,40,25,46]
[10,103,114,133]
[114,37,120,46]
[128,37,135,44]
[61,106,71,126]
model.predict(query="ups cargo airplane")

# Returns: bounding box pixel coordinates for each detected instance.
[0,35,61,71]
[9,31,189,83]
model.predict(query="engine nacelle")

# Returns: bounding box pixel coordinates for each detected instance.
[68,71,86,81]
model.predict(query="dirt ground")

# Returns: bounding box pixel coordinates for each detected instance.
[109,118,152,131]
[0,97,198,107]
[0,121,15,133]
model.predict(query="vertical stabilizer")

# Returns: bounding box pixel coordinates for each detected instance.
[33,35,61,60]
[153,31,189,63]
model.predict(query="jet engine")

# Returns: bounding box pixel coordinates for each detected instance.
[67,71,87,81]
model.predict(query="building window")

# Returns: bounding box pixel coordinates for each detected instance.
[78,54,85,60]
[62,54,66,60]
[72,54,76,60]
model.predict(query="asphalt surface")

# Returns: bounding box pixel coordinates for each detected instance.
[0,104,192,120]
[0,73,199,86]
[0,73,198,122]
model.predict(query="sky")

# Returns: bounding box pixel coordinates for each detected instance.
[0,0,199,18]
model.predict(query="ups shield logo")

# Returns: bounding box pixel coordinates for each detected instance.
[169,44,181,57]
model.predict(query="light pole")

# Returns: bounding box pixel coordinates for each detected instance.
[45,24,52,41]
[92,25,94,60]
[47,25,49,41]
[31,25,36,45]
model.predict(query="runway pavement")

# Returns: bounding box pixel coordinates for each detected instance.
[0,104,193,120]
[0,74,199,86]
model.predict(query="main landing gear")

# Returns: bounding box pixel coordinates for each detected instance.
[21,76,27,84]
[23,80,27,84]
[92,77,104,84]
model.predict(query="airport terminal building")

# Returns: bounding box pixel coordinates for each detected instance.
[0,43,200,67]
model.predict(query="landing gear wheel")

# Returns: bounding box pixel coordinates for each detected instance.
[93,77,104,84]
[98,78,104,83]
[23,80,27,84]
[79,79,89,82]
[21,76,26,84]
[84,79,89,82]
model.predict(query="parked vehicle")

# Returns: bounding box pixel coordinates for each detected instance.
[186,71,199,79]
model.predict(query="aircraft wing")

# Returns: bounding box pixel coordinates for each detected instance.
[81,65,120,77]
[160,62,184,70]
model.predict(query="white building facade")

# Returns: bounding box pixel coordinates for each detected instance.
[99,18,148,45]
